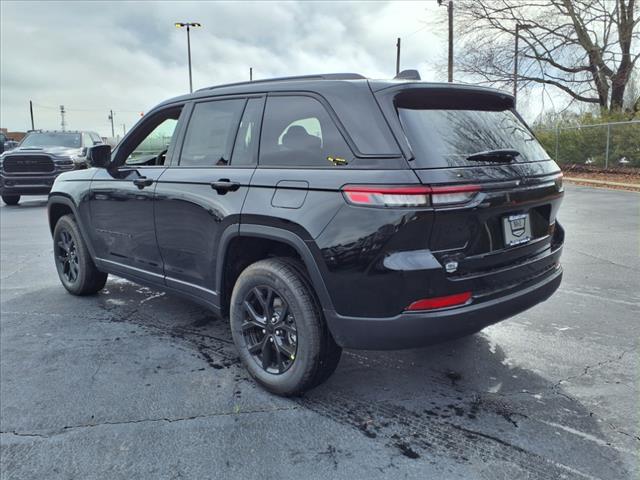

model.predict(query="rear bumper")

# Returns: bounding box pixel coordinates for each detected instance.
[325,263,562,350]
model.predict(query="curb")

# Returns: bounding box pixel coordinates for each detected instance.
[563,177,640,191]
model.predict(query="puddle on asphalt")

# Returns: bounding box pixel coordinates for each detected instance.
[90,278,630,478]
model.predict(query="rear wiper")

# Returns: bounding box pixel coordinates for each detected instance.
[466,149,520,163]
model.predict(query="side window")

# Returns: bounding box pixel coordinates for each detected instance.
[90,133,102,144]
[82,133,94,147]
[259,96,352,167]
[122,107,182,166]
[231,98,263,166]
[179,99,245,167]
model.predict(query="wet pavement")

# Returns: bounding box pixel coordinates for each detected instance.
[1,185,638,479]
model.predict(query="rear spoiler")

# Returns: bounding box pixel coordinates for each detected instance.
[372,82,514,111]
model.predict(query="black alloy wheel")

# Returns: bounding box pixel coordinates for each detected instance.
[230,258,342,396]
[56,229,80,284]
[52,214,108,295]
[242,285,298,374]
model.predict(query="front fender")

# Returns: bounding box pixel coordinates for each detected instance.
[47,193,98,261]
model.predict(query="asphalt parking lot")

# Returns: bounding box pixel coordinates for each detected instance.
[0,184,638,479]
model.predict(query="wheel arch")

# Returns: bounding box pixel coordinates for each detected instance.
[47,194,98,260]
[216,224,335,319]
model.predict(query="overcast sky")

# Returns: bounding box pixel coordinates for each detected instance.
[1,1,547,138]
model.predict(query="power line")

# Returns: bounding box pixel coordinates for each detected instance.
[31,102,145,113]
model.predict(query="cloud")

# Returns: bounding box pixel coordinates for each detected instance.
[1,0,446,136]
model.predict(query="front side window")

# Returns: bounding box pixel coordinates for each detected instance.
[259,96,352,167]
[124,112,181,166]
[82,133,94,147]
[179,99,245,167]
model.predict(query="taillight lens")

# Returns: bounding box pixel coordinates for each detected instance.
[405,291,472,311]
[342,184,480,208]
[343,186,431,207]
[429,185,481,206]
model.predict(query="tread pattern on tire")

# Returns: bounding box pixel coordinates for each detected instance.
[277,257,342,390]
[2,195,20,206]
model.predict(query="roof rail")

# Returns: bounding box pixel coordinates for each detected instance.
[197,73,366,92]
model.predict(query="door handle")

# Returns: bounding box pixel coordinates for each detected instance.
[210,179,241,194]
[133,177,154,189]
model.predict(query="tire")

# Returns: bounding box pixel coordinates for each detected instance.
[53,214,107,295]
[2,195,20,205]
[230,257,342,396]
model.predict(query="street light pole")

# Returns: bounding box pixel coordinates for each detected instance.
[438,0,454,82]
[514,23,533,106]
[175,22,202,93]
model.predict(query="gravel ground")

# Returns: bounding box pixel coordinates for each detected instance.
[1,185,638,479]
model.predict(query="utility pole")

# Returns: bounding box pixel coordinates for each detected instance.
[29,100,35,130]
[447,0,453,82]
[175,22,202,93]
[122,124,126,136]
[59,105,66,132]
[395,37,401,75]
[250,67,253,82]
[513,23,533,106]
[108,110,115,138]
[438,0,454,82]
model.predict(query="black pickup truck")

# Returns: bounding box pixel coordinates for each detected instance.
[1,130,102,205]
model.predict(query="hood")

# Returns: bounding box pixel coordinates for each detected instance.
[4,146,83,158]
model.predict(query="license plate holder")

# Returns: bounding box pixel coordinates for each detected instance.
[503,213,532,247]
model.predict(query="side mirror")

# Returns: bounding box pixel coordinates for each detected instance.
[86,144,112,168]
[80,146,88,156]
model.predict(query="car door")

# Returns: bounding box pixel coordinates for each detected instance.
[89,104,186,284]
[153,96,263,305]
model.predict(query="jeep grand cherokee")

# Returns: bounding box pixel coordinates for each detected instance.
[47,72,564,395]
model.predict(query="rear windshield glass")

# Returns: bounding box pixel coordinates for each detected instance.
[20,132,82,148]
[398,108,550,168]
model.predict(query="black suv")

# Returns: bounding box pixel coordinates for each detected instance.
[1,130,102,205]
[47,73,564,395]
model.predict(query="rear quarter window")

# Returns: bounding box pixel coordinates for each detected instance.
[397,105,550,168]
[259,96,353,168]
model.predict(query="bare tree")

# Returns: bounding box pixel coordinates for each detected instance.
[624,69,640,112]
[454,0,639,112]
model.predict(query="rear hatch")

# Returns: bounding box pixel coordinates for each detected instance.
[376,84,564,296]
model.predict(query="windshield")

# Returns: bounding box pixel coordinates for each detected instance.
[20,132,82,148]
[398,108,550,168]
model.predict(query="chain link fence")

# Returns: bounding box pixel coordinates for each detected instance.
[535,120,640,168]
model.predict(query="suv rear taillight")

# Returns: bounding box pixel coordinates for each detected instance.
[429,185,480,206]
[342,184,480,208]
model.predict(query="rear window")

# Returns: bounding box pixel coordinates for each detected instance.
[398,108,550,168]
